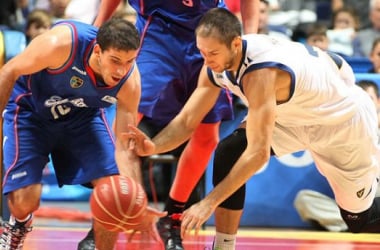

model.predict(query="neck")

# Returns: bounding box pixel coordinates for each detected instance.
[231,43,243,72]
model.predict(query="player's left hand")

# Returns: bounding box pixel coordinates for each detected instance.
[180,200,215,239]
[128,206,167,243]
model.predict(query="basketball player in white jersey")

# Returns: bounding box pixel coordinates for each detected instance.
[125,8,380,250]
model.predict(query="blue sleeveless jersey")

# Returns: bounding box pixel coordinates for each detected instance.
[129,0,226,30]
[9,20,131,121]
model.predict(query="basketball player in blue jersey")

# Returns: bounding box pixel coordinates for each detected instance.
[126,8,380,250]
[0,18,166,250]
[78,1,259,250]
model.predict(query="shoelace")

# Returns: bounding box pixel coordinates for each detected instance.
[1,222,32,249]
[170,213,182,229]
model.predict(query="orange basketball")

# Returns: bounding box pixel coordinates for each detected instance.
[90,175,148,232]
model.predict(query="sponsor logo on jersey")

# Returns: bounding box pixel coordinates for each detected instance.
[71,66,87,76]
[70,76,84,88]
[102,95,117,104]
[3,136,7,147]
[356,188,365,198]
[11,171,27,180]
[45,96,88,108]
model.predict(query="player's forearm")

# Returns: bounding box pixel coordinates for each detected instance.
[240,0,259,34]
[205,148,269,208]
[152,120,195,154]
[115,148,142,184]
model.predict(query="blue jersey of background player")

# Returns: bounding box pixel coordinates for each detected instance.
[129,0,233,126]
[86,1,259,250]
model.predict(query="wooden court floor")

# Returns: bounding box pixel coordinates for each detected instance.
[13,226,380,250]
[2,201,378,249]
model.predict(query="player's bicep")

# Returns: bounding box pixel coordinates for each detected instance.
[242,69,277,150]
[5,27,70,77]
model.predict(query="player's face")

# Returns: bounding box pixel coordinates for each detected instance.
[97,48,138,86]
[370,42,380,73]
[197,36,237,73]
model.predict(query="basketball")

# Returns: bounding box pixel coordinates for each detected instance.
[90,175,148,232]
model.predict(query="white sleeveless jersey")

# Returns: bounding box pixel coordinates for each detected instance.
[208,34,362,127]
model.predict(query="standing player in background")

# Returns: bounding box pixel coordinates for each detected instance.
[0,18,165,250]
[127,8,380,250]
[78,1,259,250]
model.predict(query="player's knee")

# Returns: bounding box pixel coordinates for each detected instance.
[8,184,42,217]
[340,208,368,233]
[219,185,246,210]
[213,128,247,185]
[213,128,247,210]
[339,198,380,233]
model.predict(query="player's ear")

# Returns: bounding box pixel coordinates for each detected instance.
[231,36,241,51]
[93,43,102,57]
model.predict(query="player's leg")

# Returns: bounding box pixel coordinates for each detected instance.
[1,109,49,249]
[156,122,219,249]
[212,127,246,250]
[168,122,220,209]
[310,97,380,233]
[56,109,120,250]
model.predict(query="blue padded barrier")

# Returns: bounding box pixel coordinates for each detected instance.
[345,56,373,73]
[355,73,380,87]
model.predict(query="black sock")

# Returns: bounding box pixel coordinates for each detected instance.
[164,197,185,215]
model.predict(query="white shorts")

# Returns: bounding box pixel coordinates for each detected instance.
[271,94,380,213]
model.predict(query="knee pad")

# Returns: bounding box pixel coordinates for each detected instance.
[213,128,247,210]
[340,197,380,233]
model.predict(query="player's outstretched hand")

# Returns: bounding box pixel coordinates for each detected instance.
[128,206,167,243]
[180,200,215,239]
[121,125,155,156]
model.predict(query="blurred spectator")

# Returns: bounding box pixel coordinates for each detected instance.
[357,80,380,130]
[266,0,317,30]
[0,0,32,31]
[112,2,137,24]
[358,80,380,117]
[327,7,362,57]
[49,0,71,22]
[25,9,52,43]
[331,0,371,29]
[305,22,329,51]
[369,37,380,73]
[65,0,100,24]
[258,0,292,40]
[357,0,380,57]
[34,0,71,23]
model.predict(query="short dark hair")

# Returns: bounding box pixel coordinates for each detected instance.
[357,80,379,97]
[196,8,241,48]
[97,18,140,52]
[305,23,327,38]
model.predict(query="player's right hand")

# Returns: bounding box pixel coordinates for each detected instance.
[127,206,167,243]
[121,125,156,156]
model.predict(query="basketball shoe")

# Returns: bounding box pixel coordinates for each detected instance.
[77,228,95,250]
[157,214,184,250]
[0,215,33,250]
